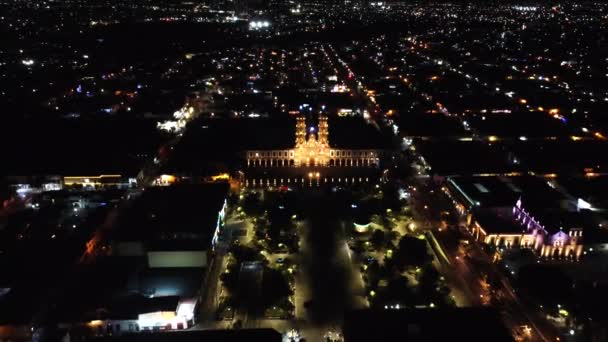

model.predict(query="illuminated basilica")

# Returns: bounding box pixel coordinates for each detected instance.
[246,115,381,168]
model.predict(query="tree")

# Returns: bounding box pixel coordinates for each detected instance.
[381,182,402,212]
[365,260,381,289]
[243,192,263,216]
[267,207,293,242]
[393,235,431,271]
[260,267,293,309]
[220,263,241,296]
[373,275,415,307]
[370,229,386,250]
[230,244,265,264]
[386,230,400,244]
[418,264,440,296]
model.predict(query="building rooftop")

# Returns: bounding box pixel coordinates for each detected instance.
[126,267,205,299]
[111,183,228,247]
[557,176,608,211]
[85,329,283,342]
[83,295,180,321]
[473,209,526,235]
[343,308,513,342]
[447,175,564,210]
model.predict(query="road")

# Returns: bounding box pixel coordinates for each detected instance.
[411,179,562,342]
[303,204,365,321]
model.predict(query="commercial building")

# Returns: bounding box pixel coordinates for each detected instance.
[445,176,603,260]
[60,184,230,339]
[85,328,282,342]
[4,174,137,196]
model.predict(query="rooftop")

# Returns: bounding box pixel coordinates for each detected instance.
[447,175,564,210]
[85,329,282,342]
[343,308,513,342]
[474,209,526,235]
[111,183,228,248]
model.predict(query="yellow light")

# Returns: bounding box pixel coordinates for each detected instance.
[160,174,176,183]
[64,175,121,180]
[537,106,544,111]
[89,320,103,326]
[369,290,376,297]
[211,173,230,181]
[488,136,498,142]
[548,108,559,114]
[308,172,313,178]
[570,136,582,141]
[519,99,527,104]
[63,174,123,186]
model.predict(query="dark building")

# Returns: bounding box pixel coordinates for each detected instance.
[85,328,282,342]
[343,308,513,342]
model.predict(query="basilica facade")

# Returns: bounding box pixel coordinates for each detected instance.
[245,115,381,169]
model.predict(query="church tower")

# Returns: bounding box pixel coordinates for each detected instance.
[318,114,329,146]
[295,116,306,147]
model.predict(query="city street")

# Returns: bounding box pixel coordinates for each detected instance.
[410,180,561,342]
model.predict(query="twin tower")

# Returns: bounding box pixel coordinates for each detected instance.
[295,114,329,148]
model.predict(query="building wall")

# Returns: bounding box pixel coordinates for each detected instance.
[112,241,146,256]
[245,149,380,168]
[0,325,32,341]
[471,204,584,261]
[244,115,382,169]
[147,251,207,268]
[245,175,379,187]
